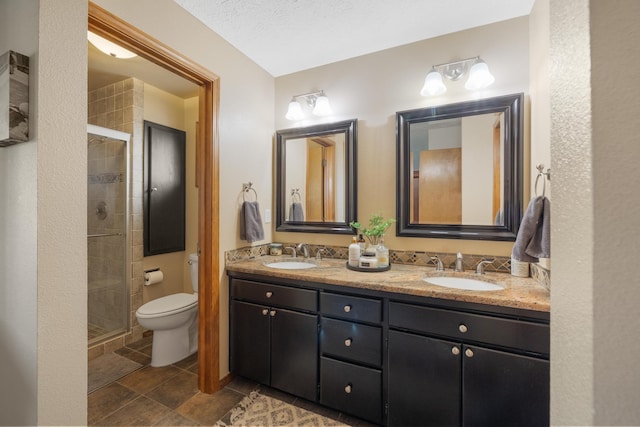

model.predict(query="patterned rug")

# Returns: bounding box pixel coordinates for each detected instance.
[88,352,142,393]
[215,390,348,427]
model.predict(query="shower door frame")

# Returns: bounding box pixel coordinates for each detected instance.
[87,124,131,346]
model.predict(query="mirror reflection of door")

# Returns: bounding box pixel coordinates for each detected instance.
[409,113,503,226]
[306,137,335,222]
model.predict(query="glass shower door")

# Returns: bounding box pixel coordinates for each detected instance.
[87,124,130,346]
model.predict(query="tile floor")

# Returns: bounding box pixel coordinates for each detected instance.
[88,336,375,426]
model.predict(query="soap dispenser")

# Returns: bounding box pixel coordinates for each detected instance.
[348,236,361,267]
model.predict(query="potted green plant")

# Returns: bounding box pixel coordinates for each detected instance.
[350,213,395,250]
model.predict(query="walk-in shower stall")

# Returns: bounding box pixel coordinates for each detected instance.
[87,124,130,346]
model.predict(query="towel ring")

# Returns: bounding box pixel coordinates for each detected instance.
[534,164,551,197]
[242,182,258,202]
[291,188,301,202]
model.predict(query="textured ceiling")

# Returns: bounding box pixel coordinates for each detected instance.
[174,0,535,77]
[88,0,534,98]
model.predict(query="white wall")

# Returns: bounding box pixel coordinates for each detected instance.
[0,3,38,425]
[461,114,494,225]
[547,0,640,424]
[275,17,530,257]
[37,0,89,424]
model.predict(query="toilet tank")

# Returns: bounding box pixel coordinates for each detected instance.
[189,253,198,293]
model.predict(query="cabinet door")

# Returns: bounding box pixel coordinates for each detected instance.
[462,345,549,427]
[230,301,270,385]
[270,308,318,401]
[388,330,461,426]
[143,120,186,256]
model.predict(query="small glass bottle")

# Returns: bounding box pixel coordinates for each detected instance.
[376,237,389,268]
[357,234,367,252]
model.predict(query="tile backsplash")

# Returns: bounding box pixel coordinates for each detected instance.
[225,243,550,290]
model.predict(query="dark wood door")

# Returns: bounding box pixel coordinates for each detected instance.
[388,330,461,426]
[270,308,318,401]
[230,301,270,385]
[143,120,186,255]
[462,345,549,427]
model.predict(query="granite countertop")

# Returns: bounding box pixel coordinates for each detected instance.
[225,256,550,313]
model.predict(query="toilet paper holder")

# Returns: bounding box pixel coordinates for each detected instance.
[144,267,163,286]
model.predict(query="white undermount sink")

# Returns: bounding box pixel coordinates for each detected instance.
[264,259,317,270]
[423,275,505,291]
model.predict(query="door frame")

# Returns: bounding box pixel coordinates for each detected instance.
[89,2,221,393]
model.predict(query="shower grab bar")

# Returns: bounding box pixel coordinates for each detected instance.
[87,232,123,238]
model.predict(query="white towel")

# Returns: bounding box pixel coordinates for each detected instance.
[288,202,304,222]
[239,201,264,243]
[512,196,550,262]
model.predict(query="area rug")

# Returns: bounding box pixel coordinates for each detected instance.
[88,352,143,393]
[215,390,348,427]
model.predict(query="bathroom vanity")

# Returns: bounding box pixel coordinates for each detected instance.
[226,258,549,426]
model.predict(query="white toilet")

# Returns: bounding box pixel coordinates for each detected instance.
[136,253,199,367]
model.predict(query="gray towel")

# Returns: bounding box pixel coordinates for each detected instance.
[240,201,264,243]
[512,196,550,262]
[288,202,304,222]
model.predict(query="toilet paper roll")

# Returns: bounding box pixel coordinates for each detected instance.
[144,270,163,286]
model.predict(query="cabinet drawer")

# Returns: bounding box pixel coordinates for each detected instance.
[320,357,381,424]
[320,318,381,366]
[232,279,317,312]
[389,301,549,355]
[320,292,382,323]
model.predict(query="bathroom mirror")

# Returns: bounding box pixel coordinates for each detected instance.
[276,119,357,234]
[396,93,523,241]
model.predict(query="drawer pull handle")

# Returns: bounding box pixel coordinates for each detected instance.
[261,309,269,316]
[465,348,474,358]
[344,305,352,313]
[269,310,276,317]
[344,384,352,394]
[451,346,460,355]
[458,324,468,333]
[344,338,352,347]
[266,291,273,298]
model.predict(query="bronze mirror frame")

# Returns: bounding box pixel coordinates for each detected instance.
[396,93,524,241]
[275,119,358,234]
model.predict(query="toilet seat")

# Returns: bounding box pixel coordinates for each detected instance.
[136,293,197,319]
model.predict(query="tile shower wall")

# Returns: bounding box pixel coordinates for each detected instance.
[88,78,145,359]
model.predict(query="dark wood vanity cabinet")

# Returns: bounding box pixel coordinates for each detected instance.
[388,301,550,427]
[228,272,550,426]
[319,292,383,424]
[230,279,318,401]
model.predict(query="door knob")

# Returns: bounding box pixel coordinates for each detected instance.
[266,291,273,298]
[344,338,352,347]
[344,384,352,394]
[269,310,276,317]
[343,305,351,313]
[451,346,460,355]
[261,308,268,316]
[465,348,474,358]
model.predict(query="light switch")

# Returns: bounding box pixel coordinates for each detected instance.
[264,208,271,223]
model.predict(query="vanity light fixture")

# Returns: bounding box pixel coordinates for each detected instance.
[88,31,137,59]
[420,56,494,96]
[285,90,333,120]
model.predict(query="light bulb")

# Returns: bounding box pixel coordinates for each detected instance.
[88,31,137,59]
[464,61,495,90]
[420,69,447,96]
[312,93,332,116]
[285,99,304,120]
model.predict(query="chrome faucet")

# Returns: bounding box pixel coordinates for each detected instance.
[284,246,297,258]
[430,256,444,271]
[297,243,310,259]
[476,259,494,275]
[454,252,465,272]
[316,247,325,261]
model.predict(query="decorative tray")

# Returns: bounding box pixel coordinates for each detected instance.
[346,262,391,273]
